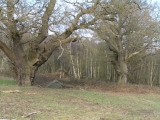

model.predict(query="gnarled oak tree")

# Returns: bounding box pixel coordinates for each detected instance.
[0,0,99,85]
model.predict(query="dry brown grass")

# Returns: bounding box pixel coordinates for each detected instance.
[35,73,160,94]
[83,81,160,94]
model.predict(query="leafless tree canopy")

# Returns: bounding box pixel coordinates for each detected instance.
[0,0,159,85]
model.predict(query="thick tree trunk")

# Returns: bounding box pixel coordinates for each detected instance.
[15,64,39,86]
[13,40,38,86]
[112,54,128,84]
[117,72,127,84]
[15,65,30,86]
[30,66,39,86]
[117,60,128,84]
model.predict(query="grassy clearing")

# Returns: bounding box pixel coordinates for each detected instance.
[0,81,160,120]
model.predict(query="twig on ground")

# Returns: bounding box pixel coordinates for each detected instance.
[21,111,41,118]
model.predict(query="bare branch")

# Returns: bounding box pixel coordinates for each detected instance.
[36,0,56,43]
[60,0,99,39]
[57,39,64,60]
[0,40,16,63]
[126,42,152,62]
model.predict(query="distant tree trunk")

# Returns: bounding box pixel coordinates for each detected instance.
[76,53,81,79]
[69,43,77,78]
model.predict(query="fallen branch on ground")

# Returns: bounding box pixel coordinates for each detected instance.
[2,90,21,93]
[46,79,75,88]
[21,111,41,118]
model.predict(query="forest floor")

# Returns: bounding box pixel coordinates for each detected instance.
[0,79,160,120]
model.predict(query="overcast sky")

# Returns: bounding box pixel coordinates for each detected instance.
[152,0,160,3]
[26,0,160,4]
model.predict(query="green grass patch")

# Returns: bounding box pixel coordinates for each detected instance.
[0,85,160,120]
[0,79,16,85]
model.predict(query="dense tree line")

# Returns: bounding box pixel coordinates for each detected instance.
[38,36,160,86]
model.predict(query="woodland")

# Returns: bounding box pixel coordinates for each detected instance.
[0,0,160,86]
